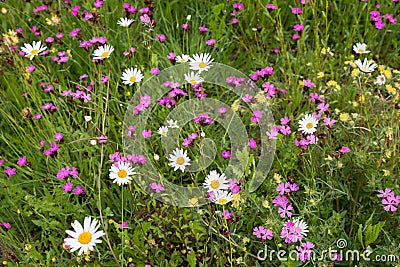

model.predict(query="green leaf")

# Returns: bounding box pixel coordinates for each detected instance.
[364,221,385,247]
[187,249,196,267]
[357,224,364,248]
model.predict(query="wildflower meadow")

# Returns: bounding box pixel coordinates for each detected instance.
[1,0,400,266]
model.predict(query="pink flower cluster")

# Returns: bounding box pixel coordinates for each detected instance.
[377,188,400,212]
[272,181,299,218]
[51,51,69,64]
[157,97,175,107]
[297,242,315,262]
[226,76,245,87]
[192,84,206,99]
[253,226,273,240]
[183,133,198,147]
[133,95,151,114]
[230,3,245,24]
[122,3,138,13]
[370,10,397,29]
[109,152,146,165]
[150,182,165,193]
[194,113,213,125]
[62,183,84,195]
[228,178,242,194]
[280,221,304,243]
[61,89,92,103]
[56,166,79,179]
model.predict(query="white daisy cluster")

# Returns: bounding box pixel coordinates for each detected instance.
[157,119,179,137]
[176,53,214,85]
[353,42,377,74]
[203,170,233,205]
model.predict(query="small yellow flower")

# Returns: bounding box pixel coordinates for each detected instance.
[385,150,391,159]
[382,69,392,79]
[242,237,249,244]
[108,219,114,224]
[231,99,240,112]
[298,80,304,87]
[262,200,270,209]
[51,257,56,263]
[358,95,365,103]
[338,161,343,168]
[351,68,360,77]
[277,243,283,248]
[386,128,393,140]
[383,170,390,177]
[45,14,61,26]
[352,101,359,107]
[386,85,396,95]
[128,258,133,262]
[2,261,7,265]
[339,113,350,122]
[118,121,123,126]
[25,244,32,251]
[17,208,21,214]
[273,173,281,183]
[1,8,7,14]
[317,72,324,79]
[125,91,131,97]
[188,197,198,207]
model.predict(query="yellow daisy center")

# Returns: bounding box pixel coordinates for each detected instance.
[118,169,127,178]
[210,180,220,189]
[180,59,186,62]
[130,76,136,82]
[358,49,364,53]
[306,122,314,129]
[161,131,166,136]
[101,51,109,58]
[78,232,92,244]
[189,79,197,85]
[199,62,206,68]
[219,198,228,205]
[176,157,185,165]
[31,49,39,55]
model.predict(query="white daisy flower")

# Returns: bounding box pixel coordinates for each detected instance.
[355,58,377,73]
[121,68,144,85]
[117,17,134,27]
[189,53,214,73]
[293,217,309,237]
[92,44,114,60]
[203,170,229,193]
[157,126,169,137]
[21,40,47,60]
[376,74,386,85]
[212,190,233,205]
[64,216,105,256]
[109,161,136,186]
[175,54,190,63]
[168,148,191,172]
[352,42,370,54]
[298,114,318,135]
[184,72,204,85]
[167,119,179,128]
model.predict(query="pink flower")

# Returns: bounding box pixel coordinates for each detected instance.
[182,23,189,30]
[5,167,16,177]
[218,107,227,114]
[292,7,302,14]
[377,188,394,198]
[222,210,234,220]
[323,117,336,127]
[206,39,216,46]
[248,138,257,149]
[150,182,165,193]
[54,132,64,142]
[266,3,277,10]
[26,64,35,73]
[150,68,160,75]
[73,185,84,195]
[142,130,152,138]
[97,135,108,144]
[119,222,129,229]
[340,146,350,154]
[199,25,209,33]
[253,226,273,240]
[17,156,27,167]
[221,150,231,159]
[278,203,293,218]
[294,24,304,31]
[100,76,109,83]
[156,34,166,42]
[2,222,11,229]
[62,182,74,193]
[280,116,290,125]
[232,18,239,24]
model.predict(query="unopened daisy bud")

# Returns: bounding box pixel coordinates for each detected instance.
[186,15,191,21]
[90,139,97,145]
[84,116,92,122]
[154,154,160,161]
